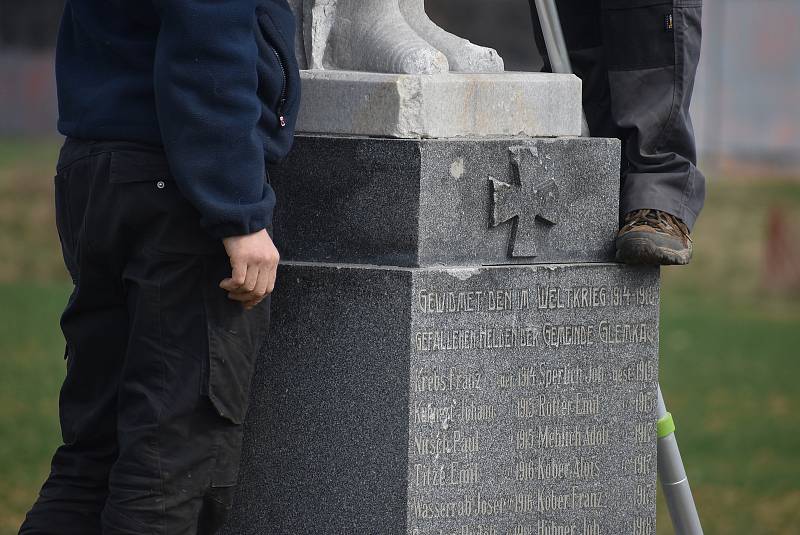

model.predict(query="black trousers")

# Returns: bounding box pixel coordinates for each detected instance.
[20,139,269,534]
[530,0,706,229]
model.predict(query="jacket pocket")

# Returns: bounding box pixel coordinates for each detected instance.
[254,7,298,129]
[254,4,301,163]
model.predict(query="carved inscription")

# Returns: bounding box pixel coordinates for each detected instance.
[408,267,659,533]
[413,321,656,352]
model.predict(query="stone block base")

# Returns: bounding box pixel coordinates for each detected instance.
[296,70,582,138]
[272,135,621,267]
[222,261,660,535]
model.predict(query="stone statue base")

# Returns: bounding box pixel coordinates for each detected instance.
[296,70,582,138]
[220,134,660,535]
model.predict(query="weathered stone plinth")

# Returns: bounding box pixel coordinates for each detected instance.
[221,132,661,535]
[297,71,582,138]
[223,262,659,534]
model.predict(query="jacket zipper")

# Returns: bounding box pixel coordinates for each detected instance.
[272,48,288,127]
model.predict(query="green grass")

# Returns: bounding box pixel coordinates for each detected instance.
[0,138,64,283]
[657,292,800,533]
[0,140,799,533]
[0,283,71,534]
[653,175,800,533]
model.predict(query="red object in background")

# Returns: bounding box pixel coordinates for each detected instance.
[0,50,59,137]
[764,206,800,292]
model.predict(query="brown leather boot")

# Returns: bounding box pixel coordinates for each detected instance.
[616,209,693,265]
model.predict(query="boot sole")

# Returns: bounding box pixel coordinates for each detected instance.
[615,233,692,266]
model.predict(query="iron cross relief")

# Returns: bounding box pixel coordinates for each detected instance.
[489,146,561,257]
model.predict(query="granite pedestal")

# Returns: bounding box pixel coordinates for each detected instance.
[221,132,661,535]
[270,135,620,267]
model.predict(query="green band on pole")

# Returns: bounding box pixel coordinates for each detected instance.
[657,412,676,438]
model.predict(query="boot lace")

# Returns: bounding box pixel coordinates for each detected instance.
[622,209,690,240]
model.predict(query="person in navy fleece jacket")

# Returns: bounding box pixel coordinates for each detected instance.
[19,1,300,533]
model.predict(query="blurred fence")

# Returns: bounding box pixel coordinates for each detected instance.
[691,0,800,176]
[1,0,799,175]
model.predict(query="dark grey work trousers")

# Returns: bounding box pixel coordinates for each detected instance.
[19,139,269,534]
[530,0,706,229]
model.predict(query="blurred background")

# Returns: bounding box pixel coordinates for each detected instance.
[1,0,798,533]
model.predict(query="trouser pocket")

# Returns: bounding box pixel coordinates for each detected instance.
[53,174,76,279]
[603,1,680,70]
[202,255,271,425]
[105,144,268,426]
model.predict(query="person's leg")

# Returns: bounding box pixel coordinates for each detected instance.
[530,0,704,264]
[602,0,705,264]
[102,255,268,534]
[601,0,705,251]
[20,142,127,535]
[529,0,619,141]
[80,145,269,534]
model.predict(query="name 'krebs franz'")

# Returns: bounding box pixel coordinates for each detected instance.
[413,366,482,393]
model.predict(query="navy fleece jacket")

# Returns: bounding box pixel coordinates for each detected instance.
[56,0,300,238]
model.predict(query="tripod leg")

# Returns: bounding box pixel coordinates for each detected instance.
[657,385,704,535]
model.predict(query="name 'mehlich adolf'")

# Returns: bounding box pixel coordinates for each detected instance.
[516,425,610,450]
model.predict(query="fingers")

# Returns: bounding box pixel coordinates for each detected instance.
[219,263,278,309]
[226,267,269,309]
[231,261,247,287]
[242,264,259,293]
[240,265,275,310]
[219,228,280,309]
[221,264,260,299]
[219,261,247,292]
[253,267,270,302]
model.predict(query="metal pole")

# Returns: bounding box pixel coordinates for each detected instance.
[657,386,704,535]
[532,0,590,135]
[544,0,572,74]
[533,0,568,74]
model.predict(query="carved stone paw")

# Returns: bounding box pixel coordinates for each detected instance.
[329,0,449,74]
[399,0,504,73]
[293,0,504,74]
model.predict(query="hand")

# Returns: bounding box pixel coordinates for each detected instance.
[219,229,279,310]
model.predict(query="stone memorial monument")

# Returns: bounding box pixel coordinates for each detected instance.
[223,2,660,533]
